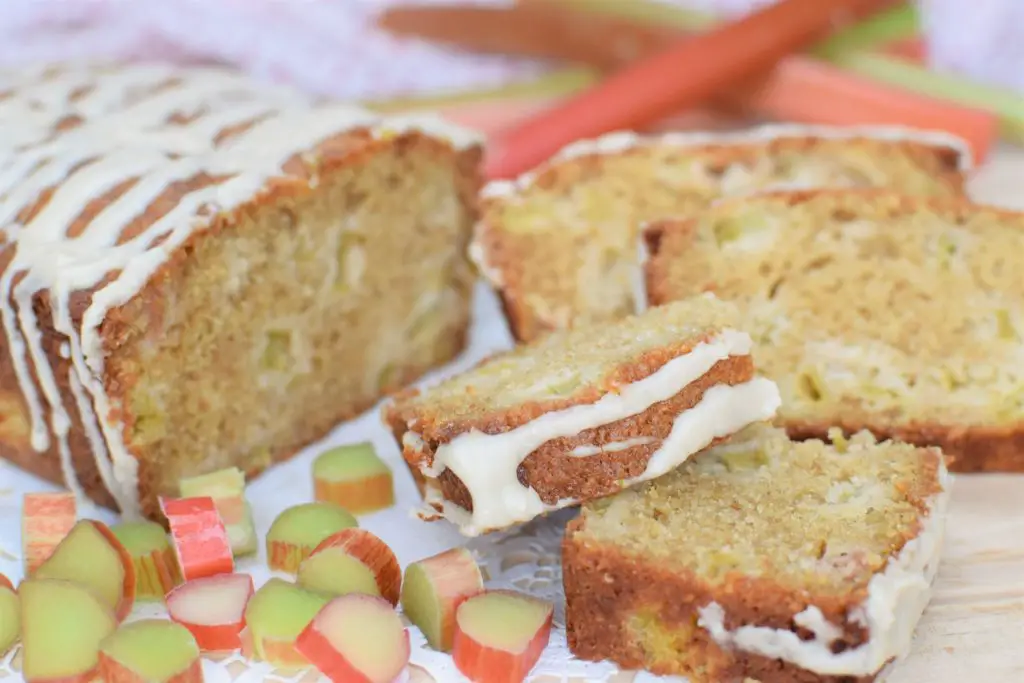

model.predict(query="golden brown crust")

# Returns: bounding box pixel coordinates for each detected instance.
[563,523,883,683]
[477,134,968,344]
[383,331,718,444]
[0,129,481,517]
[643,188,1024,474]
[401,354,754,512]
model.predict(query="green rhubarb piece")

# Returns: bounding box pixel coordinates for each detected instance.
[266,503,358,572]
[100,619,199,681]
[19,578,117,680]
[179,467,257,557]
[297,547,381,599]
[314,444,388,482]
[0,584,18,655]
[111,520,170,555]
[244,578,329,667]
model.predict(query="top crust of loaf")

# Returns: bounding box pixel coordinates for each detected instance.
[470,127,967,343]
[572,423,944,597]
[383,294,741,443]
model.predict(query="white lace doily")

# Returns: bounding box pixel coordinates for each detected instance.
[0,283,630,683]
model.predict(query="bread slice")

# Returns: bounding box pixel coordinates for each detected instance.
[382,294,781,536]
[471,125,970,343]
[644,189,1024,473]
[564,424,950,683]
[0,62,481,518]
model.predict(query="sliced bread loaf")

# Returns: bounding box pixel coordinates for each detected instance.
[645,189,1024,472]
[564,424,950,683]
[472,126,968,343]
[382,294,780,536]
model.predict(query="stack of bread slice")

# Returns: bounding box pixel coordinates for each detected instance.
[383,125,995,681]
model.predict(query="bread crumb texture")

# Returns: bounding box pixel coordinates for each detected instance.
[477,135,963,341]
[385,294,740,440]
[648,190,1024,433]
[576,424,940,595]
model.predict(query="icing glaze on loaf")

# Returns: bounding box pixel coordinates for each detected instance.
[0,62,481,516]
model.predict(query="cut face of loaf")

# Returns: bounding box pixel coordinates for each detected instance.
[472,126,969,343]
[645,189,1024,473]
[383,294,781,536]
[564,424,950,683]
[0,62,482,519]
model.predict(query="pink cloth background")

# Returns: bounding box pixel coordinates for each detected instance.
[0,0,1020,101]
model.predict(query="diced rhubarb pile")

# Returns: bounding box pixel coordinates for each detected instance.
[6,445,552,683]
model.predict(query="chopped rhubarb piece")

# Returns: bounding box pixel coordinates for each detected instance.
[313,443,395,515]
[20,578,117,682]
[179,467,257,557]
[401,547,484,652]
[21,491,76,575]
[166,573,254,652]
[111,520,182,600]
[99,619,202,683]
[296,594,410,683]
[0,579,18,656]
[243,578,329,670]
[453,590,553,683]
[299,529,401,606]
[35,519,136,621]
[160,496,234,581]
[266,503,357,573]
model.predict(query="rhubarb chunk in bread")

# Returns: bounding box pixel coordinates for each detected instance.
[383,295,781,536]
[0,63,481,518]
[472,125,968,342]
[645,189,1024,472]
[563,425,950,683]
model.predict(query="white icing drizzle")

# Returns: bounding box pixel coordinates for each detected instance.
[697,458,952,677]
[409,330,781,536]
[0,62,481,516]
[569,436,657,458]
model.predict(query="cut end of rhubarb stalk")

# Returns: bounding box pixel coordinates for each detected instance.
[453,590,553,683]
[161,496,235,581]
[297,593,410,683]
[99,619,201,683]
[167,573,254,652]
[401,547,483,652]
[179,467,258,557]
[0,582,19,656]
[111,520,182,601]
[21,491,76,576]
[244,578,330,669]
[313,443,395,515]
[20,578,117,682]
[266,503,358,574]
[302,529,401,606]
[35,519,136,621]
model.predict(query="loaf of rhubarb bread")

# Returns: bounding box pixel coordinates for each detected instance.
[563,424,950,683]
[645,189,1024,472]
[383,294,781,536]
[0,62,482,519]
[471,125,969,342]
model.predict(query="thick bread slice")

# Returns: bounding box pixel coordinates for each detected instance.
[564,424,949,683]
[472,125,969,343]
[645,189,1024,473]
[383,294,781,536]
